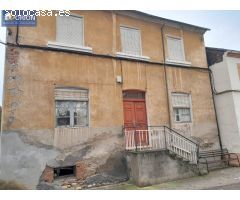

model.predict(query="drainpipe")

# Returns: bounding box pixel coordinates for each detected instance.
[208,68,223,151]
[16,25,20,45]
[161,24,172,128]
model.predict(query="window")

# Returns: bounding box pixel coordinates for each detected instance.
[55,88,89,127]
[56,15,84,46]
[167,36,185,62]
[172,93,192,123]
[120,26,141,56]
[123,91,145,99]
[48,14,92,53]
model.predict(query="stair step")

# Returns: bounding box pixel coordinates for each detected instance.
[176,155,183,159]
[168,151,176,156]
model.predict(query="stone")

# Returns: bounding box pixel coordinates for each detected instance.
[62,185,68,189]
[36,181,61,190]
[71,183,77,187]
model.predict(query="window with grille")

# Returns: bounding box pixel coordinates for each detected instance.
[120,26,142,56]
[167,36,185,62]
[172,93,192,123]
[55,88,88,127]
[56,15,84,46]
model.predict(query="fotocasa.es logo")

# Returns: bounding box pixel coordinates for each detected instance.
[1,10,37,27]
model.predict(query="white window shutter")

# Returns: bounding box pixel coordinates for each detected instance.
[55,88,88,101]
[120,27,141,56]
[56,16,83,46]
[167,37,185,61]
[172,93,190,108]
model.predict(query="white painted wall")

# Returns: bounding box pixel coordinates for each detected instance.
[210,54,240,153]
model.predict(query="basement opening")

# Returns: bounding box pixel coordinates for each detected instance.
[54,166,76,178]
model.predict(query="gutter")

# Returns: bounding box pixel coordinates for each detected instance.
[208,68,223,150]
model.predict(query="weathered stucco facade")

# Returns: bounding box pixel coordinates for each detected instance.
[1,11,220,188]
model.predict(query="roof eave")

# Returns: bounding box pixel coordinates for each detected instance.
[115,10,210,34]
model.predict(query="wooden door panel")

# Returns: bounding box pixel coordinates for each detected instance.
[134,102,148,129]
[123,101,135,129]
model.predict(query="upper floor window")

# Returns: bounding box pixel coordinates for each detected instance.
[48,14,92,53]
[171,93,192,123]
[167,36,186,62]
[56,15,84,46]
[120,26,142,56]
[55,88,89,127]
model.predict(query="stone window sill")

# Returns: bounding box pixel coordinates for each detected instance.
[166,59,191,67]
[116,52,150,61]
[48,41,93,53]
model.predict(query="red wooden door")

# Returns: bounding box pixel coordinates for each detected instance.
[134,101,148,130]
[123,91,148,147]
[123,101,136,129]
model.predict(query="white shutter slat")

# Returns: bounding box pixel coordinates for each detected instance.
[172,94,190,107]
[57,16,83,46]
[55,88,88,101]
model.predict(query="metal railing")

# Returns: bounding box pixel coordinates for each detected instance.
[124,126,199,164]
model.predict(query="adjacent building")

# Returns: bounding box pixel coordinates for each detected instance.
[207,47,240,156]
[1,11,220,188]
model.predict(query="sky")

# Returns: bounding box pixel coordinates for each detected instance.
[0,10,240,106]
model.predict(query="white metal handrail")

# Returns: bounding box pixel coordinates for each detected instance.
[124,126,198,164]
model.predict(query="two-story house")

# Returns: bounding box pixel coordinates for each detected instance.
[1,11,220,188]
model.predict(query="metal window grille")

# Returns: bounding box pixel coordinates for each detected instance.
[172,93,191,122]
[55,88,88,127]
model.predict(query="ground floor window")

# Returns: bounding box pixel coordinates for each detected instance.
[55,87,89,127]
[171,93,192,123]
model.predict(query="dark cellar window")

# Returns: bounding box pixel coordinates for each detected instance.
[54,166,75,178]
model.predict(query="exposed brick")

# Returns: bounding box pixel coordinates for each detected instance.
[41,166,54,183]
[75,161,87,180]
[6,47,19,65]
[228,153,240,167]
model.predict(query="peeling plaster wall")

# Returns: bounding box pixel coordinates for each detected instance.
[0,132,59,189]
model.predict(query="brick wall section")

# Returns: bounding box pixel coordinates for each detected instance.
[228,153,240,167]
[75,161,87,180]
[41,165,54,183]
[6,47,19,65]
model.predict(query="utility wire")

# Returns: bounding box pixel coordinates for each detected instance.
[209,68,240,95]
